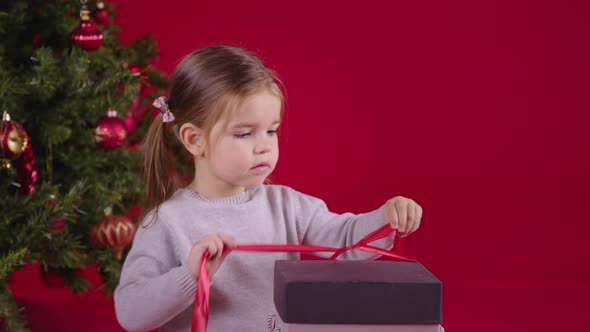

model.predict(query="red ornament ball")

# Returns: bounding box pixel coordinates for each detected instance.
[14,138,37,195]
[129,65,150,92]
[123,95,150,136]
[92,1,109,26]
[49,218,67,234]
[71,19,103,51]
[126,204,143,220]
[90,210,136,260]
[40,267,81,288]
[93,110,128,149]
[40,268,67,288]
[123,114,138,135]
[0,112,28,163]
[48,195,58,206]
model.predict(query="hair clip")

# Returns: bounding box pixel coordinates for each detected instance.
[153,96,175,123]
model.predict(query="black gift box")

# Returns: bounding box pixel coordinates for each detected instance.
[273,260,442,324]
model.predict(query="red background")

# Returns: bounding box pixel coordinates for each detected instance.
[9,0,590,331]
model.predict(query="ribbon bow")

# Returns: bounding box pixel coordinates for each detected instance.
[192,225,413,332]
[152,96,175,123]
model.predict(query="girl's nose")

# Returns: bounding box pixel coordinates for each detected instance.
[254,137,273,154]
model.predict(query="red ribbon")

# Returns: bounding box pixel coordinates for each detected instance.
[191,225,414,332]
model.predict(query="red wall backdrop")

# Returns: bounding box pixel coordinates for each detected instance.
[9,1,590,331]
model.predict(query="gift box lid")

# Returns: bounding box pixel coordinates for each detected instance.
[274,260,442,324]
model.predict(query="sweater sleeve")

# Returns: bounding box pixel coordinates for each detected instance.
[114,212,197,332]
[291,189,395,260]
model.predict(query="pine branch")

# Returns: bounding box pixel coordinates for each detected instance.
[0,285,30,332]
[0,249,27,282]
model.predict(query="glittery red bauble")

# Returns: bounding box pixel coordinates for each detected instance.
[0,112,28,163]
[32,33,41,48]
[71,19,103,51]
[49,218,67,234]
[93,110,127,149]
[123,95,149,136]
[14,138,37,195]
[90,212,136,260]
[92,1,109,26]
[123,115,138,135]
[129,65,149,92]
[48,195,58,206]
[93,9,109,26]
[126,204,143,220]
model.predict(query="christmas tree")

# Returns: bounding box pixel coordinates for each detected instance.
[0,1,168,330]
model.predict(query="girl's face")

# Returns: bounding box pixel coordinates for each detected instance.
[200,91,281,196]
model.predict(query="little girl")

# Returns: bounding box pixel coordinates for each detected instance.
[114,44,423,332]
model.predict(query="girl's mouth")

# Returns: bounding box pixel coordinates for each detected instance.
[251,162,271,173]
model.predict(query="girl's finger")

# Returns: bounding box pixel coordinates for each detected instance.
[412,205,422,233]
[396,201,407,234]
[405,201,416,235]
[212,235,225,258]
[386,206,399,230]
[220,234,237,248]
[207,242,217,257]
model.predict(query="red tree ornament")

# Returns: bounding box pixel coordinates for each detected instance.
[122,114,138,135]
[90,208,136,260]
[123,95,141,134]
[92,1,109,26]
[40,268,67,288]
[126,204,143,220]
[0,111,28,168]
[93,109,127,149]
[40,267,81,288]
[129,65,150,92]
[47,196,66,234]
[71,0,103,51]
[49,218,67,234]
[14,137,37,195]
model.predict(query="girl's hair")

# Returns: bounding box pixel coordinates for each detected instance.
[142,44,286,218]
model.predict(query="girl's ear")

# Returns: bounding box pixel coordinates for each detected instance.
[179,123,206,157]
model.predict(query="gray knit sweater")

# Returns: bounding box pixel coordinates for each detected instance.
[114,184,392,332]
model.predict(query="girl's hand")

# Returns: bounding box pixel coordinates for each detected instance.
[382,196,423,238]
[188,234,237,278]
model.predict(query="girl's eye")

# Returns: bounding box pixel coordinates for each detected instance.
[234,132,251,138]
[267,130,278,135]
